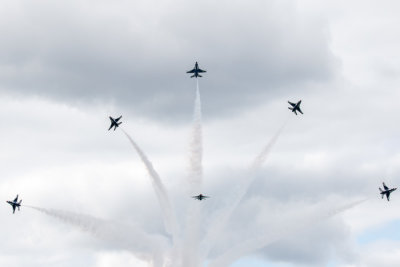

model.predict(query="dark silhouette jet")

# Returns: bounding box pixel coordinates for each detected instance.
[380,182,397,201]
[288,100,303,115]
[186,62,206,78]
[109,116,122,131]
[6,195,22,214]
[192,194,210,201]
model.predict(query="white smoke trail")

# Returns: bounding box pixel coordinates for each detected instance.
[26,205,168,260]
[207,198,368,267]
[188,79,203,189]
[251,118,289,169]
[201,119,289,259]
[121,129,178,240]
[181,79,204,267]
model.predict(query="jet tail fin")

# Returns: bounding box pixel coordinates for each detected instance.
[118,122,122,126]
[191,74,195,78]
[19,200,22,205]
[379,187,383,192]
[288,107,293,111]
[198,74,202,77]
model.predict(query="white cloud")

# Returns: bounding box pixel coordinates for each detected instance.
[95,251,148,267]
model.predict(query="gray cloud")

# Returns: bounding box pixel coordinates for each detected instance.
[0,0,337,121]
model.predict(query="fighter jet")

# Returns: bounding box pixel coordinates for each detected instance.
[6,195,22,214]
[108,116,122,131]
[288,100,303,115]
[379,182,397,201]
[186,62,206,78]
[192,194,210,201]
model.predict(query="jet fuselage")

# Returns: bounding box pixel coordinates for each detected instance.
[288,100,303,115]
[6,199,21,214]
[187,62,206,78]
[192,194,209,201]
[379,183,397,201]
[108,116,122,131]
[381,188,397,196]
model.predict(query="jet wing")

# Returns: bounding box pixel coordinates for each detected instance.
[12,205,16,214]
[387,193,390,201]
[108,124,114,131]
[198,69,206,73]
[288,101,296,107]
[115,116,122,122]
[187,69,196,73]
[192,196,200,200]
[298,107,303,114]
[13,195,18,202]
[383,182,389,190]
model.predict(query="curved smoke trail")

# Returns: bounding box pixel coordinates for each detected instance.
[181,79,204,267]
[25,205,168,260]
[201,118,289,259]
[121,129,178,241]
[207,198,368,267]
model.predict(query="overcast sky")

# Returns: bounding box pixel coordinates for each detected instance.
[2,0,400,267]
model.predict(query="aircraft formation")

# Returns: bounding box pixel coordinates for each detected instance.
[7,62,396,210]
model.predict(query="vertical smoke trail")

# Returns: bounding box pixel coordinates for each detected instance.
[182,79,204,267]
[121,129,178,240]
[189,79,203,188]
[201,119,289,260]
[207,199,368,267]
[26,206,168,256]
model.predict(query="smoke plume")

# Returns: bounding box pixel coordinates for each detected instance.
[202,119,288,259]
[26,206,168,258]
[181,79,204,267]
[121,129,178,240]
[207,199,368,267]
